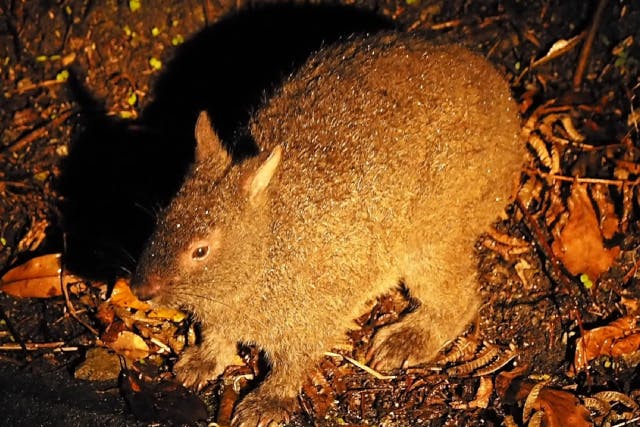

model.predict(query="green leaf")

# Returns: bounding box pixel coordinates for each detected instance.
[579,273,594,289]
[129,0,141,12]
[148,57,162,70]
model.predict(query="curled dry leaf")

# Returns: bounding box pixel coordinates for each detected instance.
[437,336,482,365]
[590,184,620,239]
[496,370,592,427]
[518,174,545,211]
[106,278,186,322]
[0,253,83,298]
[528,133,555,171]
[592,390,639,411]
[108,330,150,362]
[17,218,49,252]
[301,368,337,420]
[445,341,510,377]
[469,376,493,409]
[108,278,151,311]
[551,183,619,280]
[97,279,189,362]
[573,316,640,372]
[531,34,585,68]
[583,390,639,426]
[147,306,187,323]
[531,387,592,427]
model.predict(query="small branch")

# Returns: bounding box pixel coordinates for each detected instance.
[428,15,507,31]
[0,341,79,352]
[0,308,29,358]
[4,110,74,154]
[523,168,640,187]
[324,351,396,380]
[573,0,609,89]
[61,240,100,336]
[12,78,66,96]
[1,181,31,189]
[622,257,640,284]
[531,32,586,69]
[429,18,462,31]
[514,196,575,291]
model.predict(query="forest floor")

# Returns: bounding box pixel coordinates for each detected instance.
[1,0,640,426]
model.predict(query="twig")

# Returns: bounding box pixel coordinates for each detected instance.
[4,110,73,154]
[1,181,31,188]
[61,281,99,336]
[613,417,640,427]
[0,308,30,359]
[531,32,586,69]
[0,341,79,352]
[523,167,640,187]
[61,236,99,336]
[12,78,66,96]
[622,256,640,284]
[429,15,507,31]
[514,196,575,291]
[573,0,609,89]
[429,18,462,31]
[478,14,508,29]
[324,351,396,380]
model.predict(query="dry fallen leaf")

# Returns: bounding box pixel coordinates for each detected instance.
[74,347,122,381]
[17,218,49,252]
[105,278,186,322]
[590,184,620,239]
[531,33,585,68]
[532,387,593,427]
[108,278,151,311]
[551,183,619,280]
[0,253,83,298]
[147,306,188,323]
[108,330,150,362]
[496,370,592,427]
[469,376,493,409]
[97,279,189,358]
[574,316,640,372]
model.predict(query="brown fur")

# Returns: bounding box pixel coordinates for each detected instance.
[133,32,523,426]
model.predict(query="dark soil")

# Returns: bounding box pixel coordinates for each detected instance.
[1,0,639,426]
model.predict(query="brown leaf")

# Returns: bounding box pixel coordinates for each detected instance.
[12,108,39,127]
[301,366,338,419]
[534,387,593,427]
[469,376,493,409]
[98,280,189,359]
[105,279,186,322]
[108,330,150,362]
[495,366,529,400]
[74,347,121,381]
[551,183,619,280]
[96,301,117,326]
[574,316,640,372]
[0,253,82,298]
[17,218,49,252]
[590,184,620,239]
[108,278,151,311]
[496,371,592,427]
[147,306,187,323]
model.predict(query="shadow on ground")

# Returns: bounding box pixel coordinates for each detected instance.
[58,3,394,281]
